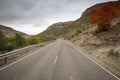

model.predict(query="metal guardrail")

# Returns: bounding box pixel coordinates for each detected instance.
[0,40,54,65]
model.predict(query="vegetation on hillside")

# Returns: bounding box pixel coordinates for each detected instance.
[0,31,10,53]
[90,1,120,31]
[61,1,120,77]
[0,30,55,54]
[38,21,73,38]
[15,33,26,47]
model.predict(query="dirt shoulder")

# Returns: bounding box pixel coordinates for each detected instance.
[69,25,120,78]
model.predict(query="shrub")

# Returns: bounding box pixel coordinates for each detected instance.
[75,29,82,35]
[90,2,120,31]
[28,36,41,45]
[15,33,26,47]
[7,45,14,51]
[0,31,9,51]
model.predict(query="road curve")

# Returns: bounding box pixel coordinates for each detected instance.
[0,39,119,80]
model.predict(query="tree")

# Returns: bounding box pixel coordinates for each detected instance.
[8,37,16,50]
[28,36,41,45]
[90,2,120,31]
[0,30,4,38]
[15,33,26,47]
[0,31,9,52]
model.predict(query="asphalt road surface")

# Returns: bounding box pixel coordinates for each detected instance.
[0,39,119,80]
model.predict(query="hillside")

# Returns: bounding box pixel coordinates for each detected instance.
[38,2,107,39]
[39,1,120,78]
[38,21,73,38]
[0,25,29,38]
[64,1,120,78]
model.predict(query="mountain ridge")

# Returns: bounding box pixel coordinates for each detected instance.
[0,24,29,38]
[38,21,73,38]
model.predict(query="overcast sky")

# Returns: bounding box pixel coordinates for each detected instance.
[0,0,117,35]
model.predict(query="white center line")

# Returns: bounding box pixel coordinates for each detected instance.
[70,77,74,80]
[54,56,58,64]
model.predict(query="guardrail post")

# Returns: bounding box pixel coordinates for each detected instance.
[4,57,7,65]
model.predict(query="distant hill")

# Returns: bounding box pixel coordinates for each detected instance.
[0,25,29,38]
[39,1,120,40]
[38,21,73,38]
[38,2,107,39]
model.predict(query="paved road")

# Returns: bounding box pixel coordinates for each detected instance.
[0,39,119,80]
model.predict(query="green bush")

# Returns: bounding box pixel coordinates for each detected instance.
[0,31,9,51]
[27,36,41,45]
[75,29,82,35]
[41,37,55,42]
[0,31,55,54]
[15,33,26,47]
[7,45,14,51]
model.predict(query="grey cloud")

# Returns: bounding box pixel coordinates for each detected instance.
[12,0,40,11]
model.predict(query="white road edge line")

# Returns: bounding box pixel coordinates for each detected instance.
[54,56,58,64]
[0,50,41,70]
[74,46,120,80]
[0,42,54,71]
[65,40,120,80]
